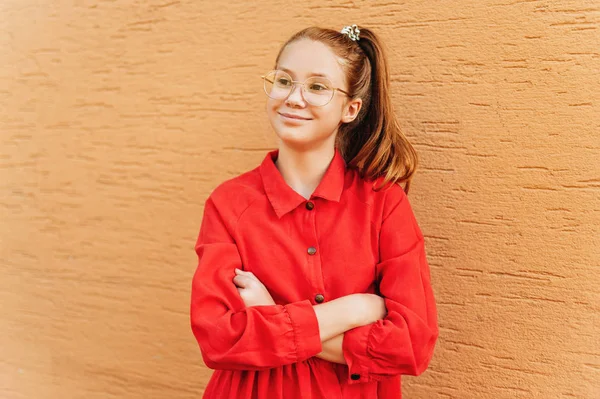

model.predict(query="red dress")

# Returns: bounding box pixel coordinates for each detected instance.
[190,147,439,398]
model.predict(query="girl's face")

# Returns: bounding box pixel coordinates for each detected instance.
[266,39,362,150]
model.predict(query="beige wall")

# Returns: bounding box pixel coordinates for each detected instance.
[1,1,599,398]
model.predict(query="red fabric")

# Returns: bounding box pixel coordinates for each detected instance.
[190,147,439,398]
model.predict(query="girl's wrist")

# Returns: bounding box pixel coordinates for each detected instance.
[346,293,385,328]
[343,294,368,328]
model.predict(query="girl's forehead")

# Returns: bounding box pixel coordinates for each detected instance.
[277,40,345,81]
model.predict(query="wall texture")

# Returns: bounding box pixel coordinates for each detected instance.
[1,1,599,398]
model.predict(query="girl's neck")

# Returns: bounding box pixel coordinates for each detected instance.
[274,144,335,200]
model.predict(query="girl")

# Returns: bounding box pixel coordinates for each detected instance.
[190,24,439,399]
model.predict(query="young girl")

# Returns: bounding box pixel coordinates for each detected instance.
[190,24,439,399]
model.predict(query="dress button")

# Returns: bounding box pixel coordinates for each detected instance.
[305,201,314,210]
[350,374,361,380]
[307,246,317,255]
[315,294,325,303]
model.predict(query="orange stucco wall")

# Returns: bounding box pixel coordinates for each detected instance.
[1,1,599,398]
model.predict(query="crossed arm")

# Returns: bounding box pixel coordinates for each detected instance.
[316,332,346,364]
[232,268,387,365]
[193,190,438,376]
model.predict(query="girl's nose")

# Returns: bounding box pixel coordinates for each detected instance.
[285,83,305,105]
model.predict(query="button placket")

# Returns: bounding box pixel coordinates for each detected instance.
[304,198,325,299]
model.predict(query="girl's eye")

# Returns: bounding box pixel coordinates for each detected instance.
[277,78,292,86]
[309,84,327,91]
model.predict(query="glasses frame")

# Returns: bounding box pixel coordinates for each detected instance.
[260,69,351,107]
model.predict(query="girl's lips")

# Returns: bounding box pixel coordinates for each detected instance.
[278,112,311,121]
[279,114,310,123]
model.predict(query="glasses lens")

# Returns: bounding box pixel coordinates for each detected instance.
[303,77,334,106]
[264,70,292,100]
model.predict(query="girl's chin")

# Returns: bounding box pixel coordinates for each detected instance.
[274,129,317,143]
[275,130,310,139]
[275,121,309,133]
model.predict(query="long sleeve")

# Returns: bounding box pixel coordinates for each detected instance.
[341,185,439,384]
[190,195,322,371]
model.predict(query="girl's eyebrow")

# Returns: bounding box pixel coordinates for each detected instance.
[278,66,330,79]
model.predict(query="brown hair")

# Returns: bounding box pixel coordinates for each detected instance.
[273,26,419,194]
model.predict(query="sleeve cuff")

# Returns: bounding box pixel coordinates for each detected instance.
[342,323,375,384]
[284,299,322,360]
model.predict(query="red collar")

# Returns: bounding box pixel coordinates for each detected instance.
[259,147,347,218]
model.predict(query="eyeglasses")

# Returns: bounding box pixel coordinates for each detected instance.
[260,69,351,107]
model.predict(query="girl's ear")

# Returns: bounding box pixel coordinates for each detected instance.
[341,97,362,123]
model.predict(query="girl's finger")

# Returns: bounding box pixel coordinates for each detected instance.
[233,275,251,288]
[235,269,259,282]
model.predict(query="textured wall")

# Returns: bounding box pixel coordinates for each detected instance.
[1,1,599,398]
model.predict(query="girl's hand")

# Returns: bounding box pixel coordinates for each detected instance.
[233,268,276,307]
